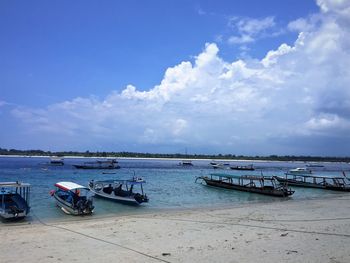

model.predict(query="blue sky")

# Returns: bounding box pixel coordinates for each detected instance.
[1,0,350,156]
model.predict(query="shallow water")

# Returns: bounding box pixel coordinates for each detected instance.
[1,156,349,222]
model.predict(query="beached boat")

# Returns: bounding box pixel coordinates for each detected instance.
[73,159,120,169]
[88,178,149,205]
[196,173,294,197]
[274,174,350,191]
[230,164,255,171]
[50,156,64,165]
[0,182,31,220]
[288,167,312,174]
[50,182,94,215]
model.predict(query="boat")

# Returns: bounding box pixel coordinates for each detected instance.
[73,159,120,169]
[195,173,294,197]
[0,182,31,220]
[306,163,325,168]
[50,182,94,215]
[88,178,149,205]
[179,160,193,166]
[230,164,255,171]
[287,167,312,175]
[274,174,350,191]
[50,156,64,165]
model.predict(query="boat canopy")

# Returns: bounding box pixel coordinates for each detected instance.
[0,182,31,188]
[55,182,88,191]
[210,173,270,180]
[93,179,146,185]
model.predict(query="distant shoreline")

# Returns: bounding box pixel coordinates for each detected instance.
[0,154,348,164]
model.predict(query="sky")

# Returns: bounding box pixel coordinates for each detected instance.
[1,0,350,156]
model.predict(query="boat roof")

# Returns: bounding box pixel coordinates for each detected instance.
[0,182,31,187]
[284,174,347,180]
[92,179,146,185]
[55,182,88,191]
[210,173,272,180]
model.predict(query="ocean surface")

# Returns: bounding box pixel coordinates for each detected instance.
[1,156,349,223]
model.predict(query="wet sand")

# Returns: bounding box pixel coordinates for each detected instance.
[1,195,350,263]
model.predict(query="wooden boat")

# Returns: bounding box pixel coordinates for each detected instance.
[196,173,294,197]
[230,164,255,171]
[88,178,149,205]
[0,182,30,220]
[288,167,312,174]
[73,159,120,169]
[50,182,94,215]
[274,174,350,191]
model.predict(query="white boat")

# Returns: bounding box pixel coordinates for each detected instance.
[73,159,120,169]
[88,178,149,205]
[50,182,94,215]
[179,160,193,166]
[0,182,30,220]
[287,167,312,175]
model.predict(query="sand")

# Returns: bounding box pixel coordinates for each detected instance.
[1,195,350,263]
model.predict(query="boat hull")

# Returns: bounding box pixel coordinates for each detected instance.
[0,193,30,220]
[53,193,93,215]
[90,190,141,205]
[203,178,293,197]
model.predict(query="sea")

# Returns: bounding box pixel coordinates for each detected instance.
[1,156,349,223]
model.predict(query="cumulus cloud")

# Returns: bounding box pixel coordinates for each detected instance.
[9,0,350,155]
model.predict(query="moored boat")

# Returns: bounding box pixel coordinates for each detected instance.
[230,164,255,171]
[288,167,312,175]
[274,174,350,191]
[179,160,193,166]
[50,156,64,165]
[0,182,31,220]
[88,178,149,205]
[196,173,294,197]
[73,159,120,169]
[50,182,94,215]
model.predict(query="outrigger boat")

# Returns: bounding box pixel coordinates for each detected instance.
[0,182,30,220]
[274,173,350,191]
[196,173,294,197]
[50,182,94,215]
[50,156,64,166]
[73,159,120,169]
[88,178,149,205]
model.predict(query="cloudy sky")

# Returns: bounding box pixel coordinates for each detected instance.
[1,0,350,156]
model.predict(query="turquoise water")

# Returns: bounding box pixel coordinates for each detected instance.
[1,157,349,222]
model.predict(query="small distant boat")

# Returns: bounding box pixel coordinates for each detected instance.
[288,167,312,175]
[179,160,193,166]
[88,178,149,205]
[196,173,294,197]
[306,163,325,168]
[0,182,31,220]
[50,182,94,215]
[50,156,64,166]
[274,173,350,191]
[230,164,255,171]
[73,159,120,169]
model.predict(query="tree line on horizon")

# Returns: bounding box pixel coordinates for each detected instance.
[0,147,349,163]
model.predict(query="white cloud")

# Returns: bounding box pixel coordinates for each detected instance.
[9,0,350,155]
[228,16,277,45]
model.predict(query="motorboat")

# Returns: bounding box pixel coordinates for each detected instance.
[287,167,312,175]
[50,182,94,215]
[88,178,149,205]
[0,182,31,220]
[73,159,120,169]
[196,173,294,197]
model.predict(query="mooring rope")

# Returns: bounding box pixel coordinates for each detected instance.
[31,211,171,263]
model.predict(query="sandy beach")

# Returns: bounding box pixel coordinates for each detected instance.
[1,195,350,263]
